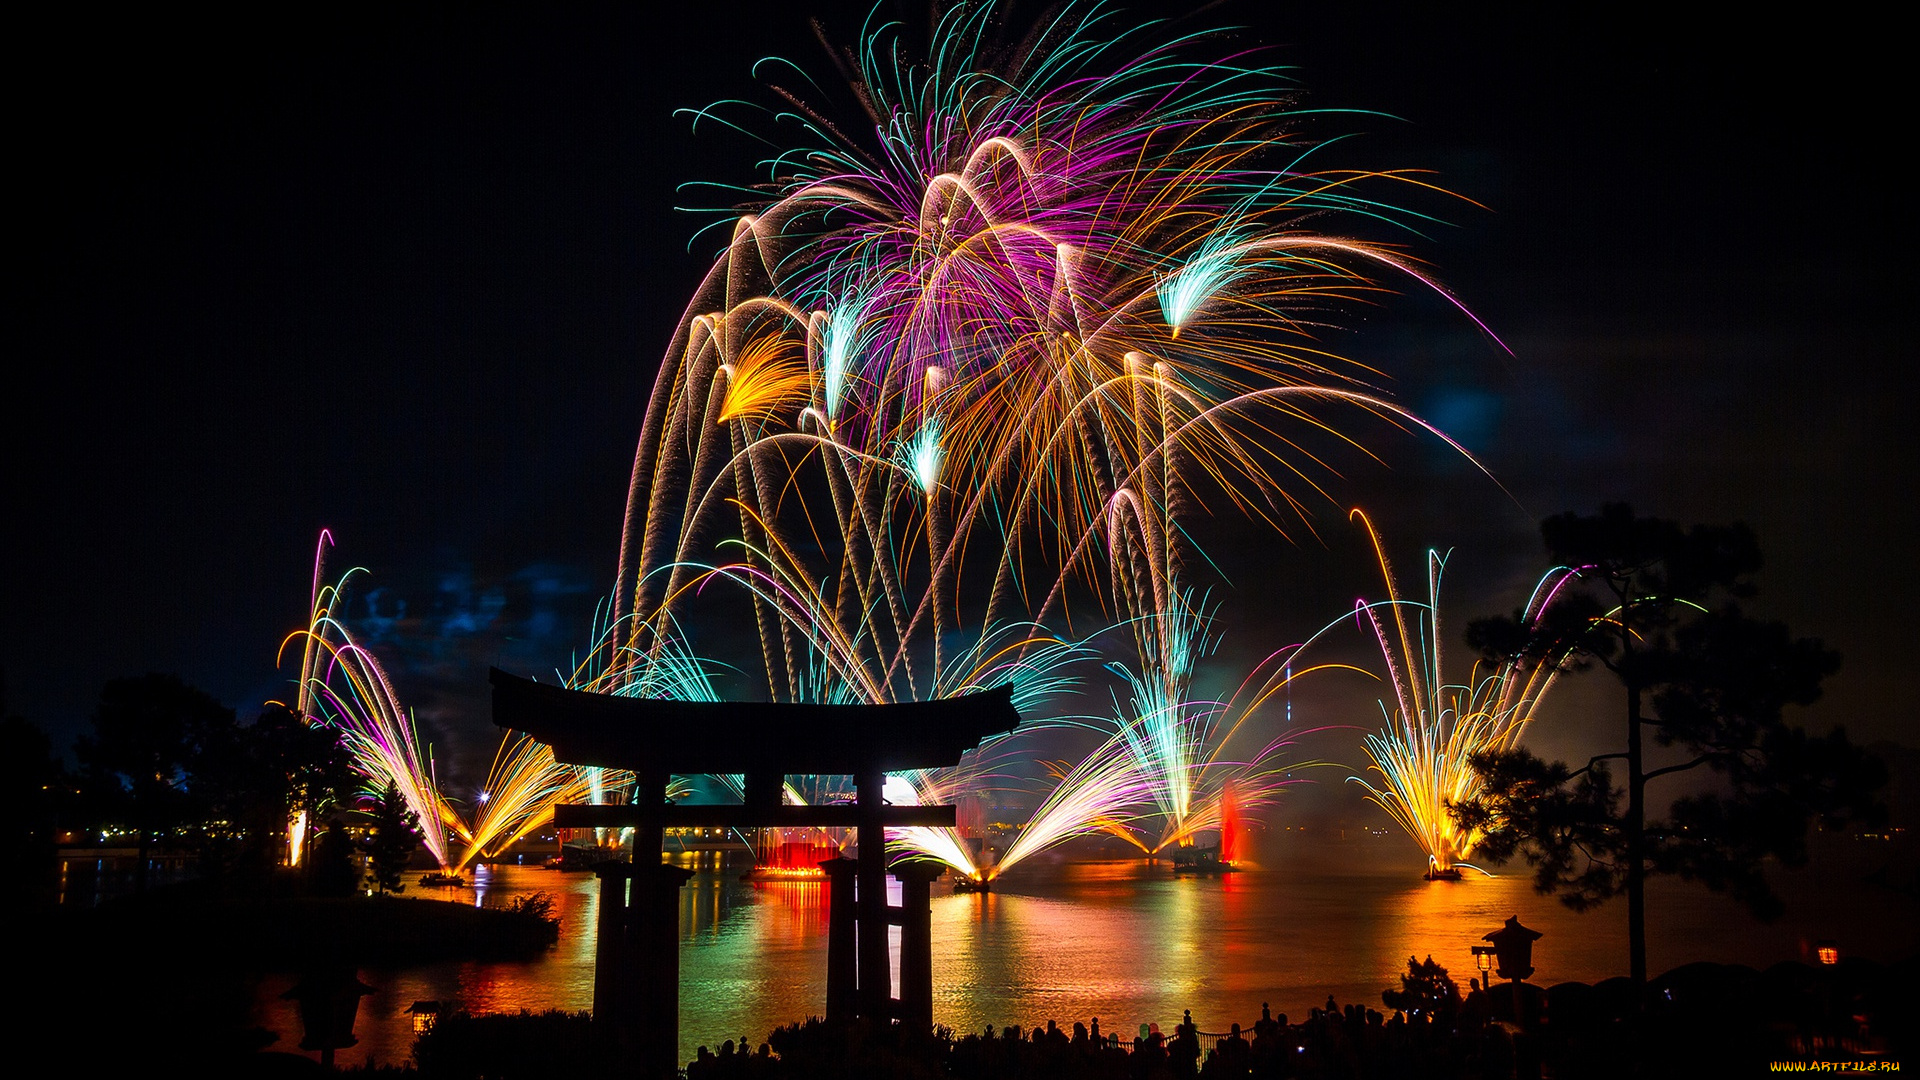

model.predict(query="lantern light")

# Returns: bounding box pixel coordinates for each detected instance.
[1472,944,1496,978]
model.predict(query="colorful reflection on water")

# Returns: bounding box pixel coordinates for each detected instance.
[250,840,1915,1068]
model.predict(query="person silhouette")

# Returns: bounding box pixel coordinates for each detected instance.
[1170,1015,1200,1075]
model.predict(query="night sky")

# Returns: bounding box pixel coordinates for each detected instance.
[6,2,1911,802]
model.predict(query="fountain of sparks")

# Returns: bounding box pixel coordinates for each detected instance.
[282,532,458,871]
[1342,510,1578,878]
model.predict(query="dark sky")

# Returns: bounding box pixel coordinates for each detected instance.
[5,2,1912,795]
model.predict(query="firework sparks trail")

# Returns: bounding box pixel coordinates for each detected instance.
[454,734,596,870]
[1342,510,1577,875]
[1095,590,1331,859]
[282,539,706,873]
[884,591,1340,879]
[281,534,458,870]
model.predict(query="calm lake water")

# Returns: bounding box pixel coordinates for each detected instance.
[246,833,1915,1068]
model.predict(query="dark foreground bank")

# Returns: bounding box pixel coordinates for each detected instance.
[105,955,1903,1079]
[25,877,559,1072]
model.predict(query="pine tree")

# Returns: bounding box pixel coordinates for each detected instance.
[1381,956,1460,1024]
[366,780,421,894]
[1456,504,1884,989]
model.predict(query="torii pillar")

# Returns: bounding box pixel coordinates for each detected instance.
[490,668,1019,1075]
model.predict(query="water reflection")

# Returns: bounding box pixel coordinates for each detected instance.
[57,855,197,906]
[249,848,1916,1068]
[679,860,838,1050]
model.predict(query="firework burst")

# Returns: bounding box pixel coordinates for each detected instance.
[607,3,1494,704]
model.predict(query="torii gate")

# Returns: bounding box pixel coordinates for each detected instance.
[489,668,1020,1076]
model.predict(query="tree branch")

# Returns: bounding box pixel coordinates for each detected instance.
[1567,752,1629,781]
[1643,755,1720,783]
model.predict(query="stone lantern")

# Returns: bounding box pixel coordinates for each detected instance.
[281,966,375,1067]
[1483,916,1543,982]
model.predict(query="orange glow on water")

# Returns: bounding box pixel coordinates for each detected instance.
[248,846,1916,1069]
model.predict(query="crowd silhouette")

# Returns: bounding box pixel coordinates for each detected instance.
[677,957,1906,1080]
[687,993,1529,1080]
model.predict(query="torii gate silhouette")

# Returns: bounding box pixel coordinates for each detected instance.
[490,668,1020,1076]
